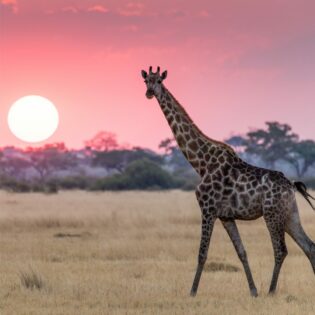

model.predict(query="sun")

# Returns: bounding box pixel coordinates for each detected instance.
[8,95,59,143]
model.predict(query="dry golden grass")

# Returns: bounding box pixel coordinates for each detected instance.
[0,190,315,314]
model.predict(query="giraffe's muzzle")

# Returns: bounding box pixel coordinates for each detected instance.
[146,89,154,99]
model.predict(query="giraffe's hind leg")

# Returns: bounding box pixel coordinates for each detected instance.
[285,202,315,273]
[264,212,288,294]
[221,220,258,297]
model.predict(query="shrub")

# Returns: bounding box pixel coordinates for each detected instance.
[91,174,129,190]
[124,159,177,189]
[92,159,178,190]
[171,168,200,191]
[0,176,32,192]
[56,176,91,190]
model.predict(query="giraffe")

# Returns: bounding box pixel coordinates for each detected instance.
[141,66,315,297]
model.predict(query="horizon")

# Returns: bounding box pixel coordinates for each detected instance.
[1,0,315,151]
[0,119,310,153]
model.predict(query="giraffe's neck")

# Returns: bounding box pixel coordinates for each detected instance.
[156,85,236,176]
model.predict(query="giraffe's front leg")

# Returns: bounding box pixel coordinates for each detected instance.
[190,200,216,297]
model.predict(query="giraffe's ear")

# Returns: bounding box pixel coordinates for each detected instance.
[161,70,167,80]
[141,70,147,79]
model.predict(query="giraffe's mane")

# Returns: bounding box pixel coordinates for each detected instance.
[164,87,236,156]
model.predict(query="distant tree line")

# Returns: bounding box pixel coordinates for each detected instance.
[0,121,314,193]
[0,131,198,192]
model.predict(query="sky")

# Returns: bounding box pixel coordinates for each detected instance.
[1,0,315,150]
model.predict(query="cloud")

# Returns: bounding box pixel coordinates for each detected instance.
[1,0,16,5]
[47,4,109,15]
[3,0,315,75]
[87,5,109,14]
[119,2,144,16]
[0,0,18,13]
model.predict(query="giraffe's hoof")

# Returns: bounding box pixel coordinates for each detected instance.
[190,290,197,297]
[250,289,258,297]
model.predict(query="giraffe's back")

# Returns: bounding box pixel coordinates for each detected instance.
[202,155,294,221]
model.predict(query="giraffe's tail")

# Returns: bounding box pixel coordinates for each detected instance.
[294,181,315,210]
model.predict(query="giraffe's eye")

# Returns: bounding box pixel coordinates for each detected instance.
[157,80,162,84]
[144,80,148,83]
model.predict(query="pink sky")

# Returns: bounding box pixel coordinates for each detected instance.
[1,0,315,150]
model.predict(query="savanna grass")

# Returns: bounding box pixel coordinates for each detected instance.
[0,190,315,314]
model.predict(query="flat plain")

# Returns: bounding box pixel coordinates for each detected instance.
[0,190,315,315]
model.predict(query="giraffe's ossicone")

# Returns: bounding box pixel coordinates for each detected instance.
[141,66,315,297]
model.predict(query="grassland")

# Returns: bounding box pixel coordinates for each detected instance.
[0,190,315,315]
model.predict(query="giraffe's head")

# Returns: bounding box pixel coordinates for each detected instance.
[141,66,167,99]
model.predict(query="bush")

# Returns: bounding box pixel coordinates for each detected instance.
[56,176,92,190]
[124,159,177,189]
[45,180,59,194]
[91,174,129,190]
[92,148,163,171]
[0,176,32,192]
[92,159,178,190]
[171,167,200,191]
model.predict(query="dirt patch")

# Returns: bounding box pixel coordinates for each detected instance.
[204,261,240,273]
[53,231,92,238]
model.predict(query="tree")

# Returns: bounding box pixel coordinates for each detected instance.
[159,137,191,171]
[245,122,298,168]
[233,121,315,178]
[291,140,315,177]
[225,135,247,154]
[28,143,76,181]
[159,137,176,154]
[85,131,119,152]
[0,153,31,179]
